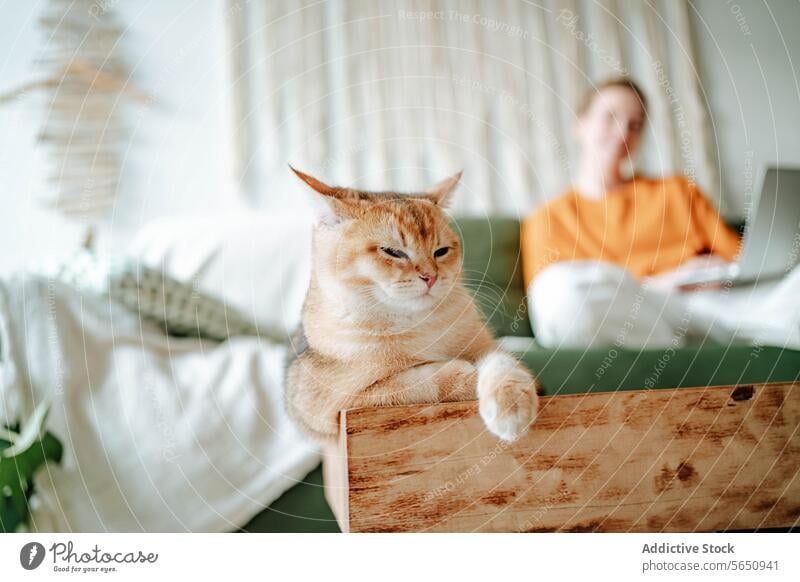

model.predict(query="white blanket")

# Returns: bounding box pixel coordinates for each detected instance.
[0,274,319,532]
[529,261,800,350]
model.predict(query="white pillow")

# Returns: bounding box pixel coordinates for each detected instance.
[127,212,313,342]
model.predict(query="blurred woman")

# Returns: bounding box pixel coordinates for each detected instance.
[520,78,798,349]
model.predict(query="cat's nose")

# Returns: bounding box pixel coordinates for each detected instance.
[419,273,437,289]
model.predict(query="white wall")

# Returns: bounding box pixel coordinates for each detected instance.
[0,1,82,273]
[0,0,242,275]
[691,0,800,218]
[1,1,798,275]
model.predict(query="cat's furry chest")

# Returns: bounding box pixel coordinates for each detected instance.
[304,289,486,367]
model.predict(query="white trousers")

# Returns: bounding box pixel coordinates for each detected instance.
[528,261,800,350]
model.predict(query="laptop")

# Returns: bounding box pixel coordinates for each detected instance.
[674,166,800,288]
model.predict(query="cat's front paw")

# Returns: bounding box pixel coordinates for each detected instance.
[477,352,538,442]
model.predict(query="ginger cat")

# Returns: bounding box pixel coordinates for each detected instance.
[285,167,539,443]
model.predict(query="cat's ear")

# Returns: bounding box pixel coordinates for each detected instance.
[290,165,351,226]
[424,170,462,207]
[290,166,339,197]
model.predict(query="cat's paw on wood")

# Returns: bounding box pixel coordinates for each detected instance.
[476,351,539,441]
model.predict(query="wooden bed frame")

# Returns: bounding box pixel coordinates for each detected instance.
[323,382,800,532]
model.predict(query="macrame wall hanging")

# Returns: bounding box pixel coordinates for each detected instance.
[0,0,147,249]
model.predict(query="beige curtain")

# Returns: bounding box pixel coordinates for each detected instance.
[229,0,719,216]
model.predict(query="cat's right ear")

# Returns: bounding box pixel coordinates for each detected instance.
[289,166,349,227]
[425,170,462,207]
[290,166,339,197]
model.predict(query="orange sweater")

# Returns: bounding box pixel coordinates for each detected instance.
[521,176,741,288]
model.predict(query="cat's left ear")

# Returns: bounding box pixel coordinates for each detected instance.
[424,171,462,207]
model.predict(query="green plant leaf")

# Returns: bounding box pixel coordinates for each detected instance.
[0,403,63,532]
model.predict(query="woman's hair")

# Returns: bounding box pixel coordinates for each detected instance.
[576,77,648,117]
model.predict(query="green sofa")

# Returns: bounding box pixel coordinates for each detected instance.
[240,217,800,533]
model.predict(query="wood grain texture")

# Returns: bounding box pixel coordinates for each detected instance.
[322,426,350,532]
[323,383,800,532]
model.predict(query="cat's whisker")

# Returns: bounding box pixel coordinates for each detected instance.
[351,290,389,311]
[459,281,508,304]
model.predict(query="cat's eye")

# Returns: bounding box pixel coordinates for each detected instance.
[380,247,408,260]
[433,247,450,258]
